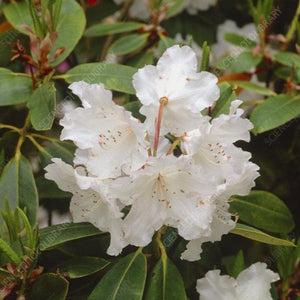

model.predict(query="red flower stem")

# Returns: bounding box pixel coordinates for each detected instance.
[153,97,168,156]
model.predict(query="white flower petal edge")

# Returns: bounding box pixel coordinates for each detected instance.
[60,81,148,179]
[197,262,280,300]
[44,158,127,256]
[133,45,219,136]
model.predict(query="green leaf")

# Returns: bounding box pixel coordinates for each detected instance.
[62,63,137,94]
[164,0,185,19]
[28,273,69,300]
[0,154,38,226]
[211,82,236,118]
[230,223,296,247]
[274,51,300,68]
[230,191,295,234]
[0,238,21,265]
[39,223,103,251]
[0,30,24,67]
[39,141,75,168]
[145,255,187,300]
[250,94,300,134]
[229,80,276,96]
[4,0,86,66]
[200,41,210,71]
[124,101,144,121]
[0,268,12,288]
[88,249,147,300]
[128,51,154,69]
[16,207,34,249]
[157,35,177,57]
[0,150,5,175]
[217,51,262,72]
[85,22,145,37]
[0,68,33,106]
[54,256,109,279]
[27,82,56,131]
[224,32,257,48]
[36,176,71,199]
[222,250,245,278]
[109,34,149,56]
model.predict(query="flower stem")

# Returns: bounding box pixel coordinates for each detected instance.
[153,97,168,156]
[166,137,182,155]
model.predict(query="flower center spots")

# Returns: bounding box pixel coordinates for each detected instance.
[202,142,231,165]
[98,126,133,150]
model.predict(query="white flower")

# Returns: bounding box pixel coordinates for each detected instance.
[60,81,148,179]
[182,101,257,184]
[110,155,217,247]
[133,45,219,137]
[197,262,280,300]
[181,161,259,261]
[212,20,258,62]
[113,0,150,20]
[184,0,217,14]
[180,101,259,261]
[45,158,127,256]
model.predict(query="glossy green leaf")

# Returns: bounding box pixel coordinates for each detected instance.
[62,63,137,94]
[0,268,12,288]
[274,51,300,68]
[0,154,38,226]
[222,250,245,278]
[211,82,236,118]
[28,273,69,300]
[0,238,21,265]
[217,51,262,72]
[38,141,75,168]
[124,101,144,121]
[250,94,300,134]
[85,22,145,37]
[109,34,149,56]
[229,80,276,96]
[230,223,296,247]
[54,256,109,279]
[88,249,147,300]
[200,41,210,71]
[36,176,71,199]
[164,0,185,19]
[224,32,256,48]
[27,82,56,131]
[0,68,33,106]
[230,250,245,278]
[4,0,86,66]
[157,35,177,56]
[0,30,24,67]
[145,255,187,300]
[230,191,295,234]
[39,223,103,251]
[128,51,154,68]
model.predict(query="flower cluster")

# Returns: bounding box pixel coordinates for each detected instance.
[197,262,279,299]
[45,45,259,259]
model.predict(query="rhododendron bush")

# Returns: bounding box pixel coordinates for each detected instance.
[0,0,299,299]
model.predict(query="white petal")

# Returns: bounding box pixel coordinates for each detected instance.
[237,262,280,300]
[157,45,198,74]
[197,270,238,300]
[45,159,127,255]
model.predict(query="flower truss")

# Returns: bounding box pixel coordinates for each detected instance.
[197,262,280,300]
[45,44,259,259]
